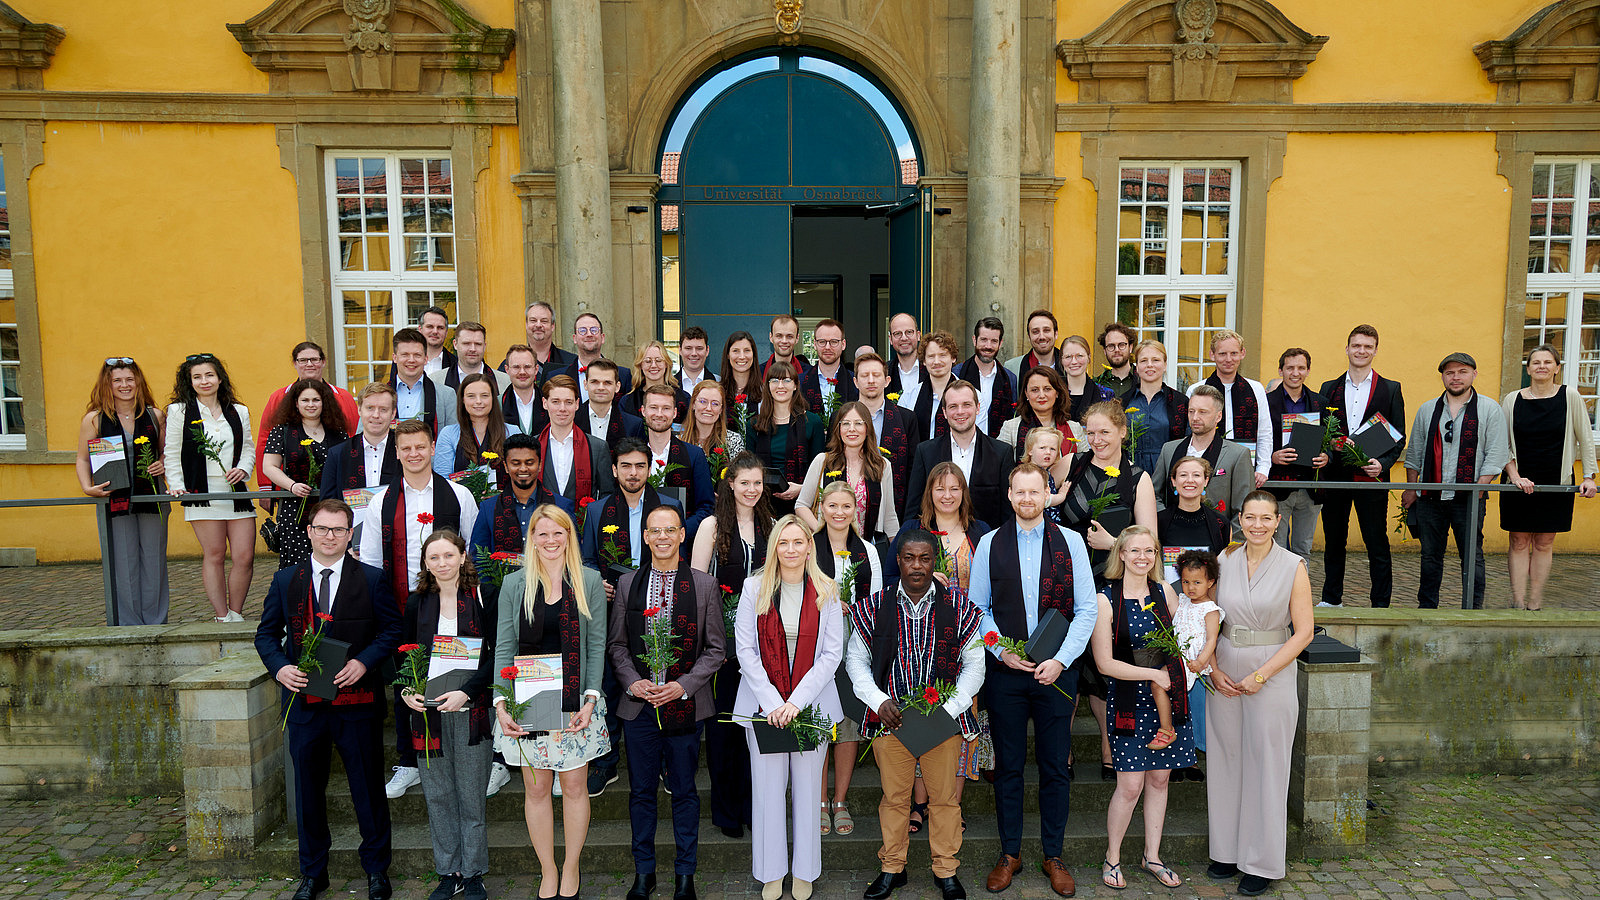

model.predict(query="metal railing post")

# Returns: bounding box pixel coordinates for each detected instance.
[1464,486,1482,610]
[95,500,118,626]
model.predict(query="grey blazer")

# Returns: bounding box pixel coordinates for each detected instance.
[1150,436,1254,521]
[607,566,727,722]
[493,566,608,703]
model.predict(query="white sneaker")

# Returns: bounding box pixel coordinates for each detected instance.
[486,761,511,797]
[385,765,421,798]
[1315,601,1342,608]
[223,610,245,622]
[551,776,562,797]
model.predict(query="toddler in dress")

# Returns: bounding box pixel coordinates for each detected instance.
[1148,550,1225,749]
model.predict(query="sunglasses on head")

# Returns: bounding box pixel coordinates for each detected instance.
[104,357,136,367]
[186,353,217,363]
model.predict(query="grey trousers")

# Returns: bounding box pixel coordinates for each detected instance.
[1273,489,1320,559]
[418,710,493,877]
[110,512,169,625]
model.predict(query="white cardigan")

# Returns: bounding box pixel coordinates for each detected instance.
[1501,385,1597,484]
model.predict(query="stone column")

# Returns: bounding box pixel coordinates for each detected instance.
[966,0,1022,338]
[1292,656,1377,856]
[549,0,615,340]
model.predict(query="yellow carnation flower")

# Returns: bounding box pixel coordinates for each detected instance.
[480,451,499,461]
[602,524,620,535]
[1104,466,1121,478]
[825,470,843,479]
[886,392,900,401]
[133,436,149,445]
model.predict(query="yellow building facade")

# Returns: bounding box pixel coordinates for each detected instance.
[0,0,1595,560]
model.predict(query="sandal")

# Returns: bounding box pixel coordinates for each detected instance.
[820,800,832,835]
[1141,857,1182,888]
[908,800,927,834]
[1101,859,1126,890]
[831,801,854,836]
[1146,728,1177,750]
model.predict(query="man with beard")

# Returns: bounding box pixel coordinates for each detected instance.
[799,318,857,420]
[416,306,457,376]
[1402,353,1508,610]
[763,314,809,377]
[885,313,927,400]
[431,321,510,393]
[956,317,1017,438]
[855,352,922,519]
[499,345,547,437]
[468,432,571,561]
[1151,385,1253,525]
[554,312,632,399]
[1096,323,1137,402]
[1005,310,1065,380]
[905,381,1015,528]
[638,386,715,538]
[505,301,576,377]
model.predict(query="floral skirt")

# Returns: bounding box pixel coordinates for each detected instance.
[492,697,611,772]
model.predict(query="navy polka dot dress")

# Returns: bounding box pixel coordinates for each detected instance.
[1108,592,1197,773]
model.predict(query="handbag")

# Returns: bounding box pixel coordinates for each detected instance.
[260,512,282,554]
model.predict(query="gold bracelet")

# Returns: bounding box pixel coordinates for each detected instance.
[1253,671,1266,684]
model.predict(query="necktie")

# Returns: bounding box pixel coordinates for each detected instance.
[318,568,333,616]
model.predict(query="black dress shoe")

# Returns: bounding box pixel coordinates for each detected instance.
[626,873,656,900]
[864,871,908,899]
[291,876,330,900]
[368,872,393,900]
[934,874,966,900]
[1238,874,1274,895]
[672,874,697,900]
[1205,861,1239,880]
[719,824,745,838]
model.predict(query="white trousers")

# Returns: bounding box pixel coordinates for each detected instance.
[745,728,827,883]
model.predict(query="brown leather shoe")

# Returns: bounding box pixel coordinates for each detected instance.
[984,855,1021,893]
[1042,858,1076,897]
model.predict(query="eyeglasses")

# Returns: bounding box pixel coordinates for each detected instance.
[185,353,217,362]
[644,527,680,537]
[575,327,602,337]
[693,397,721,408]
[1443,420,1455,444]
[104,357,136,366]
[769,376,796,384]
[295,356,324,365]
[814,338,844,347]
[309,525,351,537]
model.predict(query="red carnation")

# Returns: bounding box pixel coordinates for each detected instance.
[826,377,837,386]
[713,446,725,454]
[922,685,940,705]
[928,529,948,537]
[656,459,667,469]
[579,366,588,375]
[315,612,333,622]
[416,512,435,525]
[644,605,663,617]
[720,584,737,595]
[500,665,519,680]
[982,631,1000,648]
[490,551,512,561]
[734,393,748,403]
[578,496,595,509]
[397,643,421,653]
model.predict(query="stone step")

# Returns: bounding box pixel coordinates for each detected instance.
[255,808,1214,879]
[336,760,1210,824]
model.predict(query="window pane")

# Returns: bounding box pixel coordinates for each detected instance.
[1577,293,1600,418]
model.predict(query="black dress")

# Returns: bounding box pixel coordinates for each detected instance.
[264,424,342,568]
[1500,393,1574,533]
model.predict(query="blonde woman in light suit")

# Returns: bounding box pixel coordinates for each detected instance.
[733,514,845,900]
[493,504,610,900]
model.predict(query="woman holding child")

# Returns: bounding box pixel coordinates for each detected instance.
[1089,525,1193,890]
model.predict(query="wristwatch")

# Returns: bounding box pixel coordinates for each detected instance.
[1253,671,1266,684]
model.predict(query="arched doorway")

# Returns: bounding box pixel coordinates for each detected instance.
[656,49,930,360]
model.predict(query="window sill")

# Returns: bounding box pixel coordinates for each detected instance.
[0,449,76,464]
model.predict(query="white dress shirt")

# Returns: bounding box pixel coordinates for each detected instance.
[679,368,710,394]
[950,433,977,480]
[548,429,576,494]
[588,407,612,442]
[975,364,997,424]
[511,391,539,433]
[358,478,479,589]
[1344,371,1374,429]
[362,434,389,488]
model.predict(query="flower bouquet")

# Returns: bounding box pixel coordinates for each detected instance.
[393,642,433,765]
[726,702,839,753]
[280,612,334,730]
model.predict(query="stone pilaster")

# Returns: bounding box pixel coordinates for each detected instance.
[965,0,1022,343]
[1292,657,1377,855]
[549,0,614,340]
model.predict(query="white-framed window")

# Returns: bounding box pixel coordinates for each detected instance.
[1114,162,1239,390]
[0,155,20,450]
[1525,158,1600,426]
[325,152,458,390]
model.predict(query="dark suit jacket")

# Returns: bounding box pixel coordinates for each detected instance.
[904,432,1016,530]
[887,362,928,401]
[539,428,617,502]
[606,566,727,722]
[579,487,686,572]
[254,555,401,720]
[575,402,646,457]
[318,434,400,501]
[547,355,633,396]
[799,362,858,418]
[1318,372,1407,479]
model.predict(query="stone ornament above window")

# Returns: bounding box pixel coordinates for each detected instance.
[1056,0,1327,103]
[0,2,64,90]
[1475,0,1600,104]
[229,0,513,95]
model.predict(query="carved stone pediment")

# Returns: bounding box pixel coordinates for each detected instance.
[0,2,64,90]
[229,0,513,95]
[1475,1,1600,103]
[1056,0,1327,103]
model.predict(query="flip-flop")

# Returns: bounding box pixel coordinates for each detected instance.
[1141,857,1182,888]
[1101,859,1126,890]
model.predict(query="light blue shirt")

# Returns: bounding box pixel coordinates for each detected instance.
[968,519,1098,668]
[432,423,523,477]
[870,401,885,440]
[628,498,644,566]
[395,376,427,422]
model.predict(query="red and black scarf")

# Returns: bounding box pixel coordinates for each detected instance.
[722,376,762,428]
[596,485,667,570]
[379,475,463,610]
[1108,578,1189,733]
[762,353,808,379]
[335,433,397,493]
[502,385,548,436]
[957,356,1015,437]
[517,579,584,712]
[652,438,695,490]
[287,559,375,707]
[408,585,492,750]
[757,578,820,699]
[1157,385,1189,441]
[537,426,595,500]
[626,564,702,734]
[913,379,952,441]
[100,408,162,516]
[487,485,554,555]
[179,400,252,512]
[1023,348,1065,376]
[391,375,441,437]
[800,364,857,418]
[1421,391,1480,500]
[877,404,914,517]
[987,521,1076,642]
[1205,374,1260,443]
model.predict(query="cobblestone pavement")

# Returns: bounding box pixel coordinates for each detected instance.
[2,550,1597,631]
[0,773,1592,899]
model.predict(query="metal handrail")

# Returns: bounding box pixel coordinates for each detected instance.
[0,489,294,626]
[1261,478,1590,609]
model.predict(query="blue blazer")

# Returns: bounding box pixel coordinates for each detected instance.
[579,488,686,573]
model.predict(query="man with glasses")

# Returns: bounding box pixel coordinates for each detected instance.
[798,318,856,420]
[256,498,400,900]
[1097,323,1138,402]
[607,503,725,900]
[555,312,632,399]
[256,342,359,493]
[886,313,927,399]
[1402,353,1508,610]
